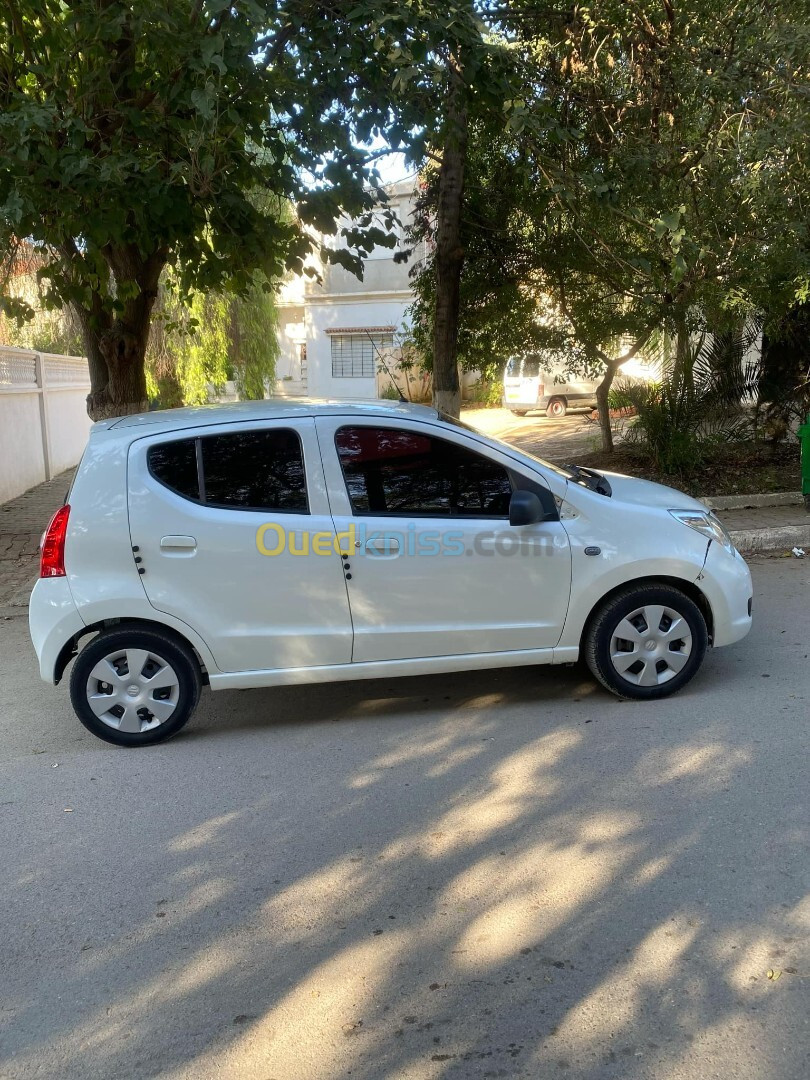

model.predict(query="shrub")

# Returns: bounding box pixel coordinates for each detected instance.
[469,378,504,406]
[611,324,759,475]
[379,382,402,400]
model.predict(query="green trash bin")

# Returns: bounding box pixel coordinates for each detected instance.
[799,413,810,511]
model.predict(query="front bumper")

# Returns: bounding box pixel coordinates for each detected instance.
[698,541,753,647]
[29,577,85,683]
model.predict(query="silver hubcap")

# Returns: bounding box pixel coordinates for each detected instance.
[609,604,693,687]
[86,648,180,734]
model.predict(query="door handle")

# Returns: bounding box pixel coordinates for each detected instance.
[364,537,400,555]
[160,535,197,551]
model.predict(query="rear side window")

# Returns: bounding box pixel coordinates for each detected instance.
[201,429,307,512]
[146,428,308,513]
[148,439,200,501]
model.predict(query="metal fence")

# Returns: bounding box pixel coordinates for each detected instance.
[0,346,92,505]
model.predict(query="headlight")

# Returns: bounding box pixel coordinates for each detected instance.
[669,509,736,553]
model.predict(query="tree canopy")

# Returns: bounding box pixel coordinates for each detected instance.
[2,1,808,432]
[408,0,810,440]
[0,0,468,418]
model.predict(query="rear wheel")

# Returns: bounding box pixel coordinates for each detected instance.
[584,585,708,699]
[70,628,202,746]
[510,409,529,417]
[546,397,567,418]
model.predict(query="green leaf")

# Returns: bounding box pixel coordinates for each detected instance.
[190,87,214,119]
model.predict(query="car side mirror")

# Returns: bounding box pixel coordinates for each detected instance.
[509,489,544,527]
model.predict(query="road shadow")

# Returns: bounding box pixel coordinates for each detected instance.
[2,632,808,1080]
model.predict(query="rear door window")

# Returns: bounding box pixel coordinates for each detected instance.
[147,428,308,513]
[200,429,307,512]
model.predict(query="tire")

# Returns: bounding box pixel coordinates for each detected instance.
[70,627,202,746]
[584,584,708,700]
[511,409,529,417]
[546,397,567,418]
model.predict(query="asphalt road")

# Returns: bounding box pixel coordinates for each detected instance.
[1,558,808,1080]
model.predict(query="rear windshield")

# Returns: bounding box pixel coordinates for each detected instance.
[505,355,542,379]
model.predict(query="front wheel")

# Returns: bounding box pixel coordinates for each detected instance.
[70,628,202,746]
[584,585,708,699]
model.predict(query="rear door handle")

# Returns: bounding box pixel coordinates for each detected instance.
[160,535,197,551]
[364,537,400,556]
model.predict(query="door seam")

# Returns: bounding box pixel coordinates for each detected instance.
[312,418,357,660]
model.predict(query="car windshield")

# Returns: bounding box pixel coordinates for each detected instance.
[438,412,575,481]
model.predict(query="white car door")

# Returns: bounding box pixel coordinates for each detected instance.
[127,418,352,674]
[315,416,572,663]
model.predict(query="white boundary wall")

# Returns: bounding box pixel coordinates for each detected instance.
[0,346,92,505]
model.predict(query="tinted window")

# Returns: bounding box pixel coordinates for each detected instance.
[335,426,512,517]
[522,356,541,378]
[200,429,307,512]
[148,439,200,501]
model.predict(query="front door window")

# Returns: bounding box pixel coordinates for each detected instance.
[335,426,513,518]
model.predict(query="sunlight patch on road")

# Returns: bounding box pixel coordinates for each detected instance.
[540,916,700,1057]
[169,811,243,852]
[192,935,406,1080]
[636,742,752,793]
[448,813,643,968]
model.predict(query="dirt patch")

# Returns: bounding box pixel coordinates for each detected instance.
[573,440,801,497]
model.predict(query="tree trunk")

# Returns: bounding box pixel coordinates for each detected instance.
[72,248,165,421]
[672,308,694,399]
[592,333,654,454]
[431,58,468,419]
[595,363,617,453]
[75,323,147,421]
[79,321,150,421]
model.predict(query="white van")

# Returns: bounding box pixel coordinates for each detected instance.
[503,354,600,417]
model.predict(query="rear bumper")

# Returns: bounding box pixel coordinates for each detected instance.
[699,542,753,647]
[503,397,546,411]
[29,578,85,684]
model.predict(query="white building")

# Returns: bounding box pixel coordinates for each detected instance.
[275,180,424,401]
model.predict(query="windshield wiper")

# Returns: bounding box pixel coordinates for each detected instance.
[564,464,612,497]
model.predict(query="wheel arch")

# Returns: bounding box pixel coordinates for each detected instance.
[579,575,715,651]
[54,617,210,686]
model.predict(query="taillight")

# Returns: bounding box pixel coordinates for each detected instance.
[40,504,70,578]
[536,383,545,401]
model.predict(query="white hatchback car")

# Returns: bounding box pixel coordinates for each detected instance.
[30,400,752,746]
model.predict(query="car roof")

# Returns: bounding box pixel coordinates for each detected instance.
[99,397,440,436]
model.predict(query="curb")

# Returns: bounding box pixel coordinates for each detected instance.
[729,523,810,556]
[701,490,803,511]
